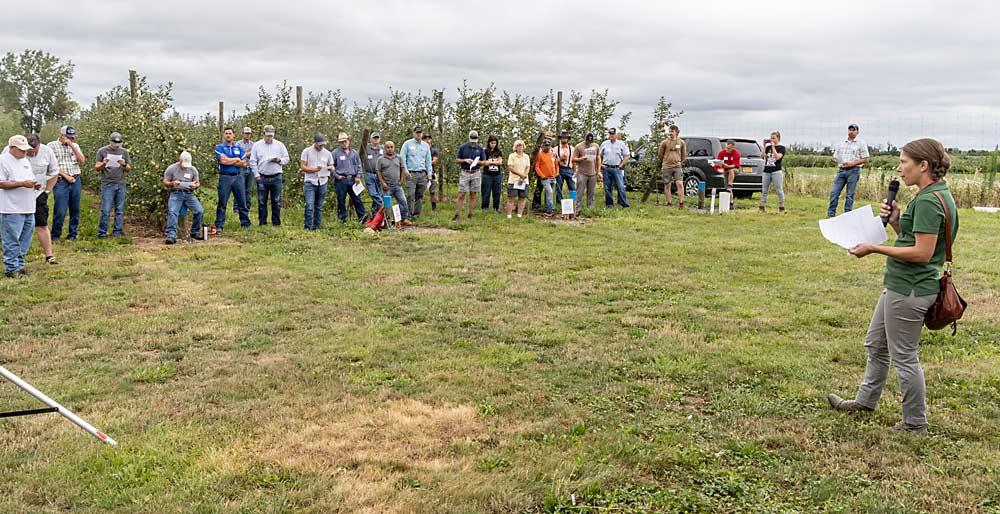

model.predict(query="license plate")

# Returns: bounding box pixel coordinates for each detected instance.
[742,167,753,173]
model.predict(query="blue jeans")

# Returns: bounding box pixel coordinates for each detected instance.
[1,213,34,274]
[98,183,126,237]
[51,176,81,239]
[386,183,411,221]
[256,174,282,225]
[335,177,366,222]
[541,178,557,212]
[555,166,576,203]
[303,181,328,230]
[481,173,503,210]
[166,192,204,239]
[827,166,861,217]
[602,166,629,208]
[236,168,255,213]
[761,170,785,205]
[364,173,383,211]
[215,173,251,229]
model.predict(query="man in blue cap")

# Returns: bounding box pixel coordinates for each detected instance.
[95,132,132,238]
[827,123,870,217]
[47,125,86,240]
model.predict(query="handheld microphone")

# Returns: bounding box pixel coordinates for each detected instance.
[881,179,900,226]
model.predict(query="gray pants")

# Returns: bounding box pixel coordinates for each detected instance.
[761,170,785,204]
[406,171,428,217]
[855,289,937,426]
[577,174,597,209]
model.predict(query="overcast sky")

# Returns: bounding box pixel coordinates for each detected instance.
[5,0,1000,149]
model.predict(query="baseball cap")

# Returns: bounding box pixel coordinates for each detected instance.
[337,132,349,142]
[263,125,275,136]
[725,139,736,145]
[371,132,381,139]
[559,130,569,139]
[468,130,479,141]
[60,125,77,139]
[8,135,31,151]
[848,123,859,130]
[179,151,193,167]
[243,127,252,134]
[608,128,617,135]
[109,132,123,143]
[412,125,423,133]
[314,132,327,145]
[585,132,594,141]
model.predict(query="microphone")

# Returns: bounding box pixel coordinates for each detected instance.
[881,179,900,226]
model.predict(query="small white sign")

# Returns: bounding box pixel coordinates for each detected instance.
[392,204,402,221]
[561,199,574,215]
[352,182,365,196]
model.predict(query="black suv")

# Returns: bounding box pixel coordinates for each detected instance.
[627,137,765,199]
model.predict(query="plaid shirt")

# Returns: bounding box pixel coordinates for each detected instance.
[833,138,869,168]
[47,141,83,176]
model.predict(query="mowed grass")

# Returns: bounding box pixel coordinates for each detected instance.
[1,188,999,513]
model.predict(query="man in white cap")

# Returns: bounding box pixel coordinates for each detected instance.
[162,151,205,245]
[454,129,486,221]
[0,136,41,276]
[250,124,289,226]
[47,125,86,240]
[0,134,59,264]
[331,132,366,222]
[235,126,255,214]
[300,132,333,230]
[95,131,132,238]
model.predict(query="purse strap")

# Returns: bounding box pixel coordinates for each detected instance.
[931,190,953,264]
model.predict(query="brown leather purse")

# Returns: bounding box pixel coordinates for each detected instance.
[924,191,967,334]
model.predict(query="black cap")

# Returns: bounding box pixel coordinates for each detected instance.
[725,139,736,145]
[848,123,859,130]
[559,130,569,139]
[313,132,327,144]
[585,132,594,141]
[413,125,423,133]
[608,128,617,135]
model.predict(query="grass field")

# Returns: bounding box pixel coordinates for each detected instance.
[1,189,999,513]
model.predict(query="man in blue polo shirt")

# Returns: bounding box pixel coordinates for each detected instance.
[213,127,251,234]
[331,132,366,223]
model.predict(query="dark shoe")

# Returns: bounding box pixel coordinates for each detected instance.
[678,202,685,210]
[17,268,28,276]
[66,236,76,241]
[46,256,58,265]
[5,271,18,278]
[191,232,205,241]
[827,394,874,413]
[165,237,176,245]
[779,206,786,213]
[892,421,928,434]
[451,214,460,221]
[759,205,766,213]
[97,234,107,239]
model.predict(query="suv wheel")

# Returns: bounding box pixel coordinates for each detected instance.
[684,176,701,197]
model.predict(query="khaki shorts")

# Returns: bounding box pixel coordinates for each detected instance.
[661,167,684,182]
[458,171,482,193]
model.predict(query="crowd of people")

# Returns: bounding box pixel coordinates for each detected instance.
[0,121,965,433]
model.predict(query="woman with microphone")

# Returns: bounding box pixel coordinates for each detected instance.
[827,138,958,434]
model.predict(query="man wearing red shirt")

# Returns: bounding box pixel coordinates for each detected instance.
[716,139,740,192]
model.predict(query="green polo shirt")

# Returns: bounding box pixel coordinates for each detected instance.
[884,181,958,296]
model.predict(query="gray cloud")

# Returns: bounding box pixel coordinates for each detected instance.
[4,0,1000,148]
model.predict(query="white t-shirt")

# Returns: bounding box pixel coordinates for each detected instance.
[300,145,333,185]
[2,145,59,197]
[0,152,38,213]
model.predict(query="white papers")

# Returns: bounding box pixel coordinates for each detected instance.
[585,154,595,161]
[561,199,574,215]
[973,206,999,213]
[512,180,526,190]
[426,179,433,191]
[818,205,888,250]
[352,182,365,196]
[105,154,123,167]
[718,191,731,213]
[392,204,402,222]
[470,156,480,169]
